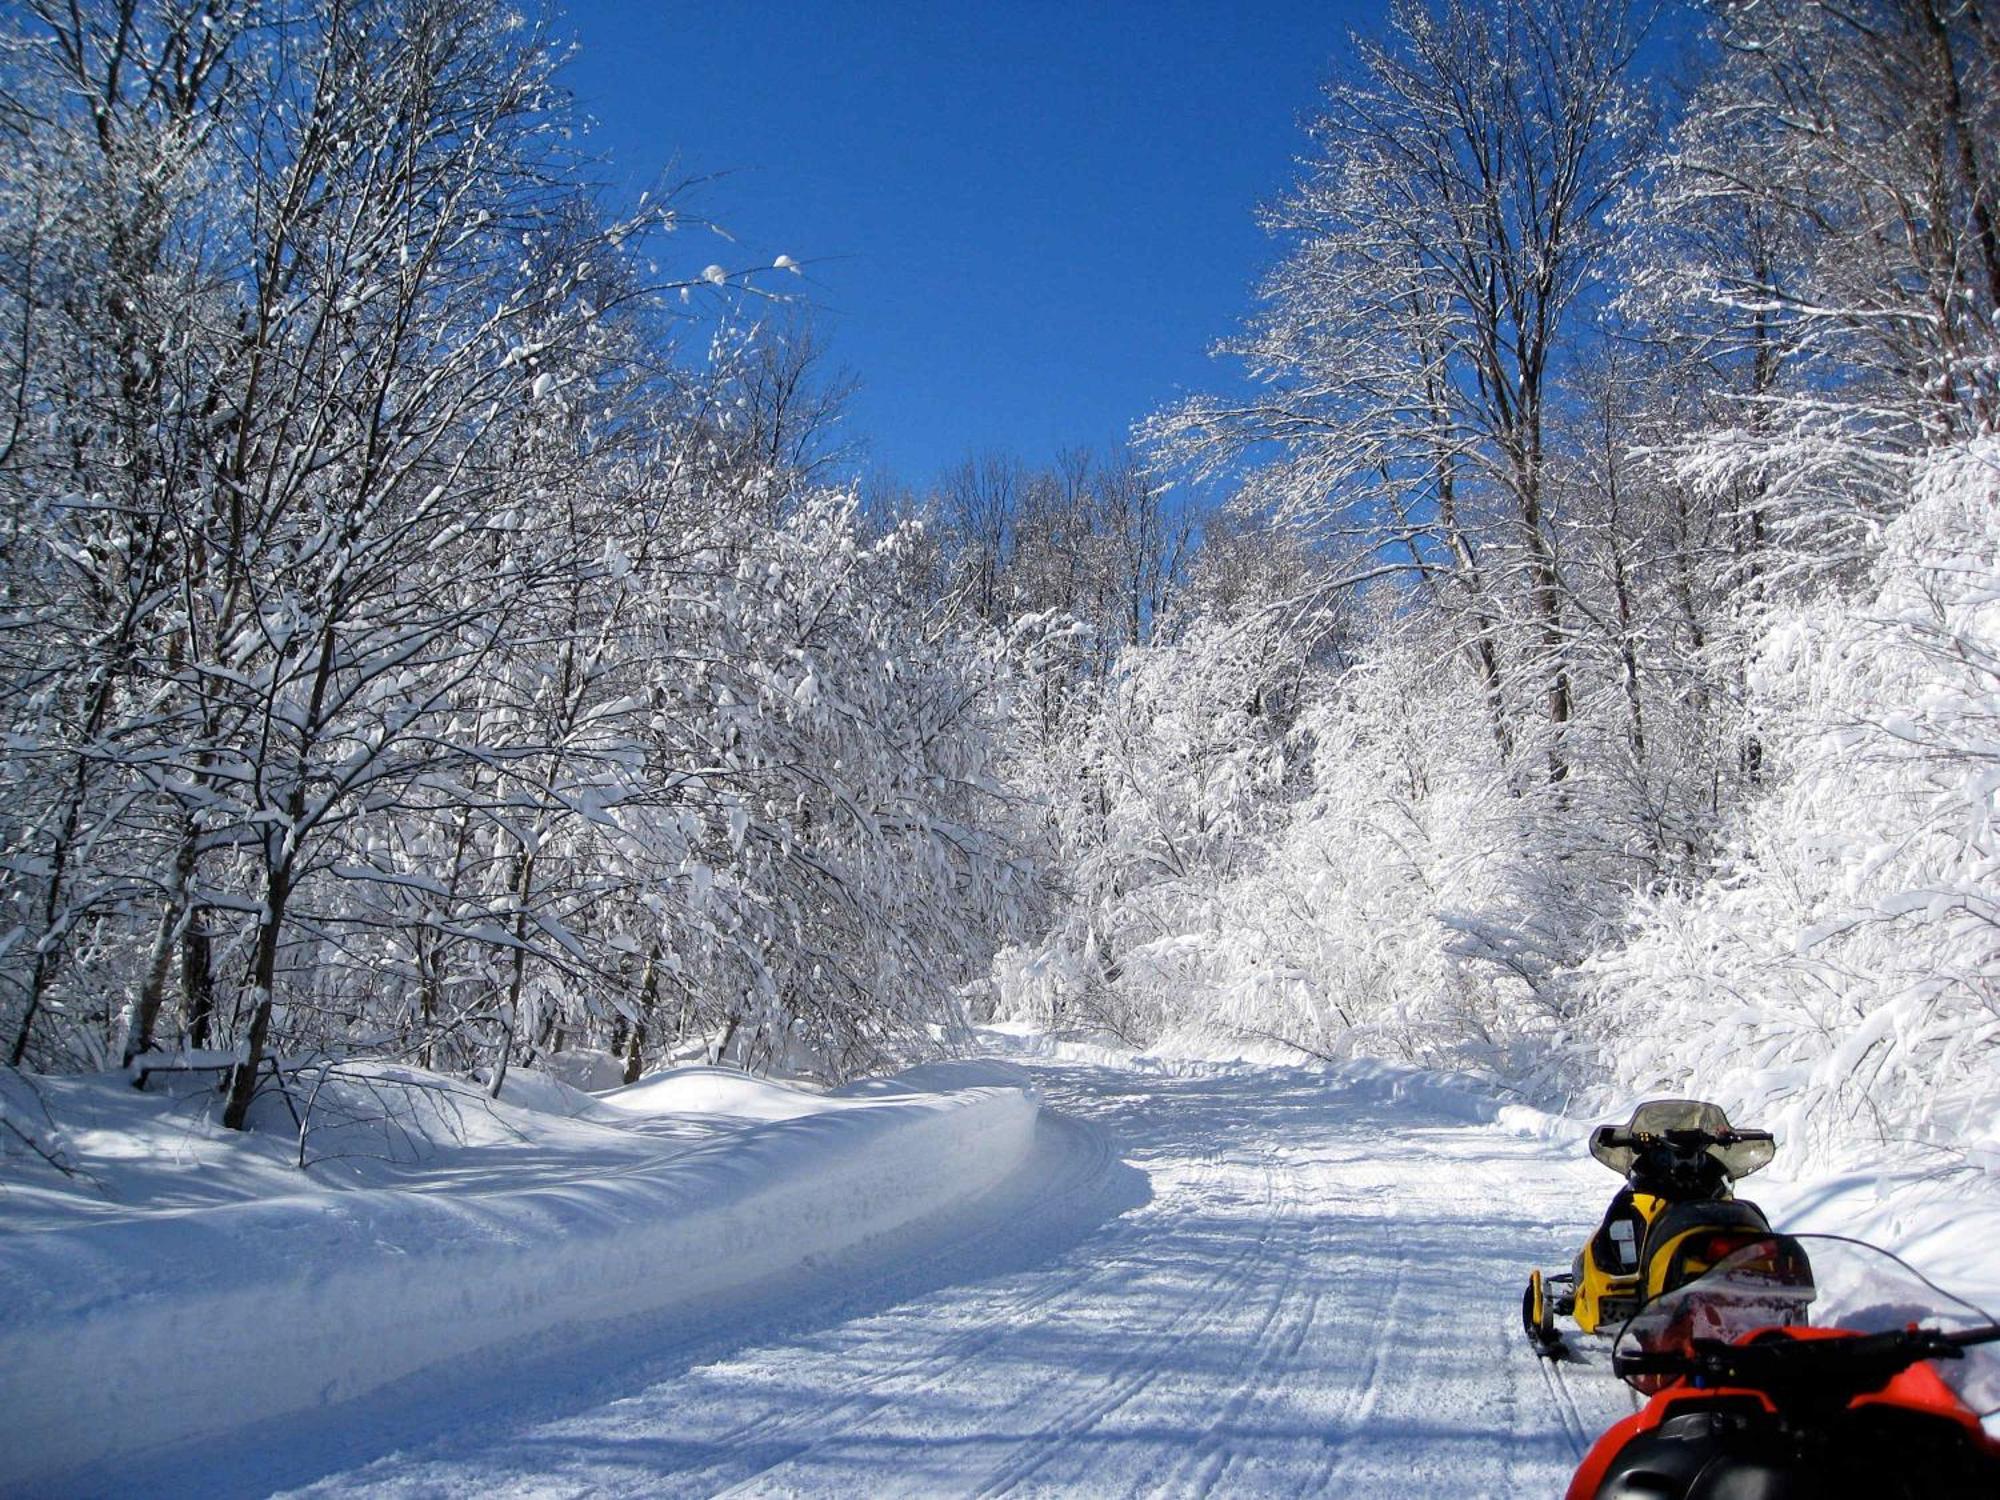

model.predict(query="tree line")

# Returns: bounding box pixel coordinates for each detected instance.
[0,0,1036,1122]
[987,0,2000,1168]
[4,0,1996,1171]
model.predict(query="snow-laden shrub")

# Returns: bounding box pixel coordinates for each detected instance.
[1164,632,1506,1063]
[998,608,1609,1081]
[991,614,1301,1043]
[1584,440,2000,1170]
[1173,620,1637,1083]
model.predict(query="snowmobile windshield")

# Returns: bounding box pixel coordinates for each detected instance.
[1625,1099,1734,1136]
[1709,1135,1776,1179]
[1613,1235,2000,1416]
[1588,1100,1774,1181]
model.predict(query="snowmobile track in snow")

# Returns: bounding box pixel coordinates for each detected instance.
[1535,1345,1593,1462]
[691,1110,1131,1494]
[965,1139,1299,1498]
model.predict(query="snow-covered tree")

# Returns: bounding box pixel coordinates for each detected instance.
[0,0,1037,1123]
[1153,0,1656,788]
[994,594,1324,1042]
[1586,439,2000,1167]
[1630,0,2000,573]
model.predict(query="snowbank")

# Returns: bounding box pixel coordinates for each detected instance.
[0,1062,1039,1490]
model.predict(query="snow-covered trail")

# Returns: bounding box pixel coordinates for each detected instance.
[119,1058,1635,1498]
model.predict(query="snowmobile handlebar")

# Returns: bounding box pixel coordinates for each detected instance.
[1612,1324,2000,1398]
[1596,1126,1770,1151]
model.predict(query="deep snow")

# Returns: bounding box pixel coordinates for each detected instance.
[0,1058,1040,1492]
[5,1033,1998,1497]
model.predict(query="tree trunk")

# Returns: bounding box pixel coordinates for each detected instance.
[8,680,114,1064]
[183,911,216,1050]
[120,833,198,1068]
[622,1016,646,1085]
[222,865,289,1131]
[490,847,539,1099]
[713,1011,741,1067]
[1516,454,1572,788]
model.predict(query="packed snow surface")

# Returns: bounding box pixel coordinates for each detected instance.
[6,1033,1997,1497]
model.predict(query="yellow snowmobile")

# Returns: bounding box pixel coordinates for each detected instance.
[1523,1099,1778,1357]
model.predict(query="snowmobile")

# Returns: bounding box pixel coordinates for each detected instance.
[1524,1098,1779,1356]
[1567,1234,2000,1498]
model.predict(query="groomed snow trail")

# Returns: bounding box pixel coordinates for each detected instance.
[115,1057,1633,1498]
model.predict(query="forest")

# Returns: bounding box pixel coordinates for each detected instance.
[2,0,1995,1173]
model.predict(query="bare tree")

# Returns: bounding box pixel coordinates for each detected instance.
[937,452,1022,623]
[1154,0,1656,786]
[712,315,861,495]
[1626,0,2000,591]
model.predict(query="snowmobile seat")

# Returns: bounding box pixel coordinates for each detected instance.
[1641,1198,1771,1290]
[1643,1196,1768,1254]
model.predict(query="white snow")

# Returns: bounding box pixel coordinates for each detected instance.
[593,1066,836,1121]
[0,1058,1039,1492]
[5,1035,1997,1497]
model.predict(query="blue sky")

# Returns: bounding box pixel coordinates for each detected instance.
[560,1,1377,488]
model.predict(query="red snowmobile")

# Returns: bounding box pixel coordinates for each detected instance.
[1567,1234,2000,1499]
